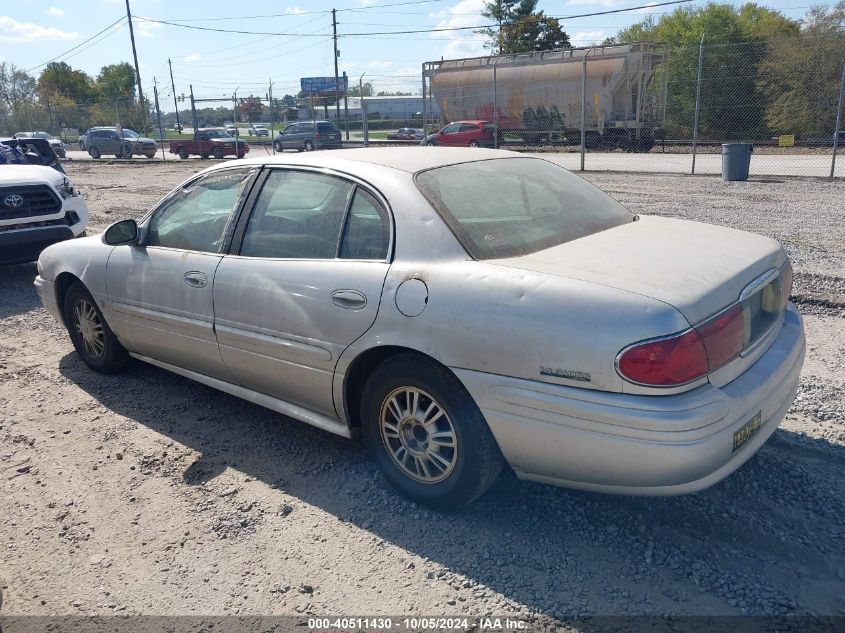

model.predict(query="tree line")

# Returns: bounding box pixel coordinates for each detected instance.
[607,1,845,141]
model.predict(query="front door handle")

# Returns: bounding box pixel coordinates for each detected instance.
[184,271,208,288]
[331,289,367,309]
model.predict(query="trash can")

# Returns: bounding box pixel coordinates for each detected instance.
[722,143,753,181]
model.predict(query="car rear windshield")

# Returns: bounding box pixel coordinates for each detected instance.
[414,157,633,260]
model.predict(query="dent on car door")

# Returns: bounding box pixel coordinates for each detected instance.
[106,167,256,380]
[213,168,391,417]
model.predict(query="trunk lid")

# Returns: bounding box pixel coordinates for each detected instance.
[491,215,786,326]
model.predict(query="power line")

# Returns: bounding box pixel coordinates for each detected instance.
[138,0,695,38]
[26,16,127,72]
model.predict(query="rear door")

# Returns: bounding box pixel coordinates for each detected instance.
[458,123,480,145]
[106,167,257,380]
[213,168,392,417]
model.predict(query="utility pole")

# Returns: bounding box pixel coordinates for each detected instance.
[125,0,144,106]
[332,8,341,125]
[153,78,165,160]
[168,58,181,133]
[269,78,275,155]
[343,71,349,140]
[189,85,198,136]
[233,87,239,157]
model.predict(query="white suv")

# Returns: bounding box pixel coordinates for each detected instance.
[0,165,88,265]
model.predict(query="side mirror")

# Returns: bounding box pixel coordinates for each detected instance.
[104,219,138,245]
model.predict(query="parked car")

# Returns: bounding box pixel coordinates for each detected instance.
[1,137,64,173]
[252,125,269,137]
[387,127,425,141]
[1,163,88,265]
[85,128,158,159]
[14,131,66,158]
[79,127,111,151]
[34,148,804,508]
[225,124,239,137]
[274,121,342,152]
[169,128,249,159]
[422,120,502,148]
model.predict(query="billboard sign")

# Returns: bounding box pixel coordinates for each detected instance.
[300,76,348,96]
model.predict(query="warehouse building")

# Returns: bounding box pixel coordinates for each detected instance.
[298,95,441,121]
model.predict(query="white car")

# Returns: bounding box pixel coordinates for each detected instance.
[33,148,804,507]
[252,126,269,137]
[14,131,66,158]
[1,165,88,265]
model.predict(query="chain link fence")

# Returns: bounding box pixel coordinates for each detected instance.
[423,35,845,178]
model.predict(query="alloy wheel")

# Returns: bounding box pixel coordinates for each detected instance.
[379,387,458,483]
[73,299,105,358]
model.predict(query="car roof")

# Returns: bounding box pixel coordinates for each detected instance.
[224,147,524,175]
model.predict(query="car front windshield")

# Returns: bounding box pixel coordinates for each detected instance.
[414,157,633,260]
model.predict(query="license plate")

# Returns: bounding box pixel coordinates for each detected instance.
[732,411,762,452]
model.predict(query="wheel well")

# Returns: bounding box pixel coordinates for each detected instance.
[343,346,442,428]
[54,272,82,322]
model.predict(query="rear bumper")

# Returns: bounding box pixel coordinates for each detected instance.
[453,303,805,495]
[0,225,75,265]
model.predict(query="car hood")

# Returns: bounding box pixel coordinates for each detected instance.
[489,215,785,325]
[0,165,65,187]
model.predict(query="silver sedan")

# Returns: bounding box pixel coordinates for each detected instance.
[34,148,805,508]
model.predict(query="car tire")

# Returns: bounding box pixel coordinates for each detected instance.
[274,141,282,152]
[469,140,480,147]
[120,145,132,159]
[236,153,245,159]
[63,282,130,374]
[304,140,314,152]
[213,147,224,159]
[361,353,505,509]
[88,146,101,159]
[200,154,209,160]
[178,147,189,159]
[426,141,435,146]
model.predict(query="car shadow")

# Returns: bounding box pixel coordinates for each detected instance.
[57,352,845,619]
[0,263,41,318]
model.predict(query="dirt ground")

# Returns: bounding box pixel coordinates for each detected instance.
[1,159,843,627]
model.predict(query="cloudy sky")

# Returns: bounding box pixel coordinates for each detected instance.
[0,0,819,103]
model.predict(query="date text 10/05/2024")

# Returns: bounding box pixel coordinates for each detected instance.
[307,617,528,630]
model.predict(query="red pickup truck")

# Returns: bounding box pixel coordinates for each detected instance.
[170,128,249,159]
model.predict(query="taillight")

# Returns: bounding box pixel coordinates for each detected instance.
[777,260,792,312]
[696,303,745,369]
[618,261,793,387]
[618,301,746,386]
[617,330,708,386]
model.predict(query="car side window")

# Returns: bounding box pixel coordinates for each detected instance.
[459,123,477,132]
[240,170,354,259]
[146,168,253,253]
[340,188,389,260]
[442,123,461,134]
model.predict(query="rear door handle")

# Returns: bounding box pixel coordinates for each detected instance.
[331,289,367,309]
[184,271,208,288]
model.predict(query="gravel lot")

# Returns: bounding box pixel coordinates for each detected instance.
[1,159,843,626]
